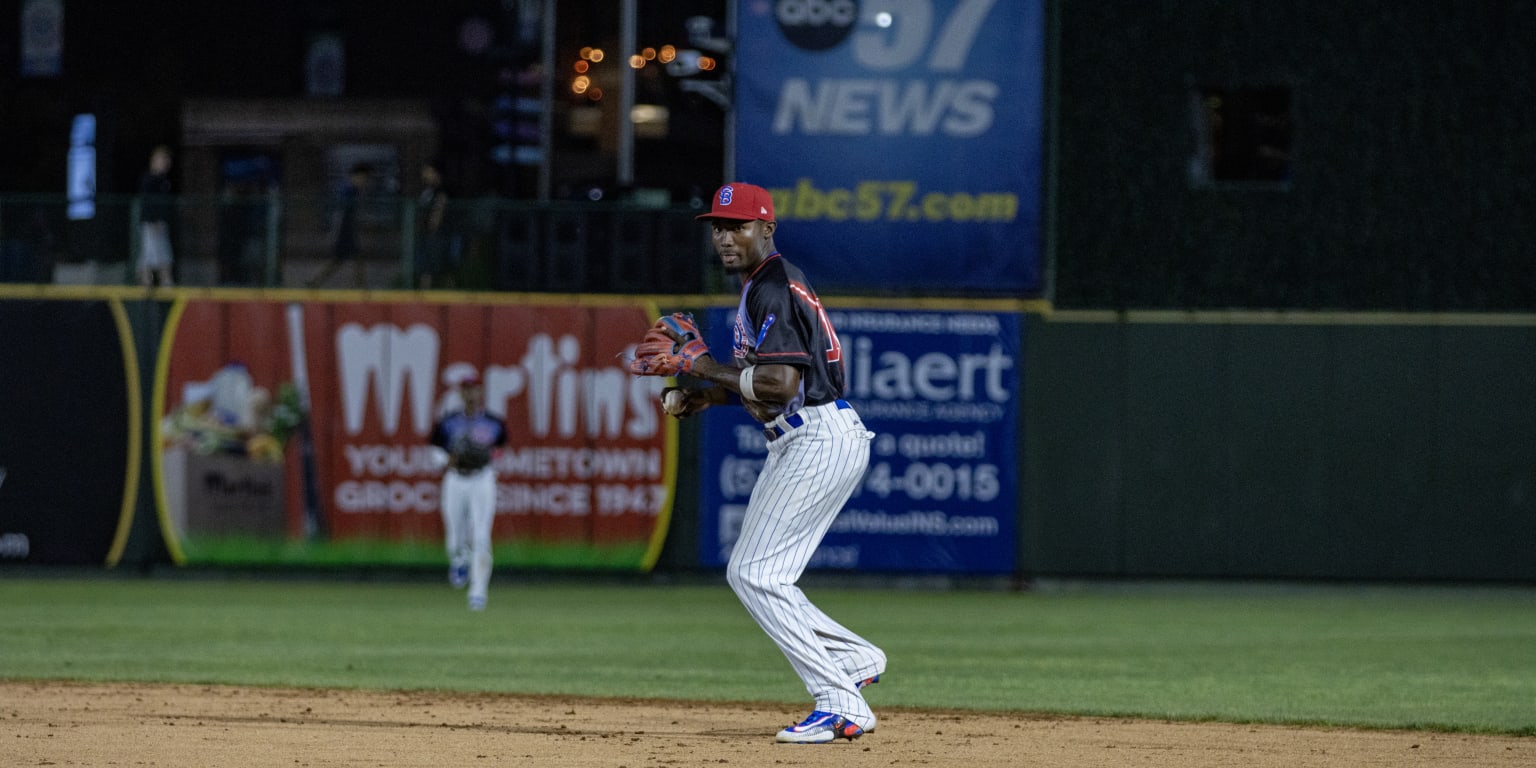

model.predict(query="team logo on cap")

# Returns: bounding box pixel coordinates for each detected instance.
[700,182,773,221]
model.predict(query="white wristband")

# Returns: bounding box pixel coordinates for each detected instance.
[739,365,759,402]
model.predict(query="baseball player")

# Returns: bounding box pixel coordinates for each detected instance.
[630,183,884,743]
[136,145,175,287]
[428,374,507,611]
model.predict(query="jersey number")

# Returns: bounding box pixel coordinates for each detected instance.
[791,282,842,364]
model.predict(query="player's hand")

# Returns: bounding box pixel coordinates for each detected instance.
[661,386,710,419]
[656,313,702,344]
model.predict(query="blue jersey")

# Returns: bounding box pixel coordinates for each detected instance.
[429,410,508,454]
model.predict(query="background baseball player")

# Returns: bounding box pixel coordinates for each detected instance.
[630,183,885,744]
[136,145,175,287]
[428,374,507,611]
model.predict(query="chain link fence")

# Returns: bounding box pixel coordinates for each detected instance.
[0,194,714,294]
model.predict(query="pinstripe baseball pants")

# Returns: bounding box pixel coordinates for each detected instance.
[726,401,885,730]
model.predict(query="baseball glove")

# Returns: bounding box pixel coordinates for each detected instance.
[629,312,710,376]
[452,436,493,472]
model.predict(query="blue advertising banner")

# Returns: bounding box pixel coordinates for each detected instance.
[733,0,1045,295]
[699,307,1020,573]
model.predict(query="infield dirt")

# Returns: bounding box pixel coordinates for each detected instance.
[4,681,1530,767]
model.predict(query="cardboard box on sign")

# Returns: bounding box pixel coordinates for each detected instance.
[164,447,285,538]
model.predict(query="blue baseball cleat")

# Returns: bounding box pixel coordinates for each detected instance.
[775,711,865,744]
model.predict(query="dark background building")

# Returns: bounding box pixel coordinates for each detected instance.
[1051,1,1536,311]
[3,1,1535,308]
[0,0,727,202]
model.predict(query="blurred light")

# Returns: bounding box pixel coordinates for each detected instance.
[573,60,589,73]
[629,54,646,68]
[588,48,605,62]
[587,87,603,101]
[875,12,892,28]
[572,75,590,94]
[579,46,593,59]
[513,146,542,166]
[666,49,702,76]
[632,104,669,139]
[642,47,656,60]
[698,56,716,71]
[632,104,665,123]
[659,45,676,63]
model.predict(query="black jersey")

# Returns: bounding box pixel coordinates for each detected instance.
[731,253,847,416]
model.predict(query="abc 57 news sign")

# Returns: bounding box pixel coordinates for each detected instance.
[735,0,1046,295]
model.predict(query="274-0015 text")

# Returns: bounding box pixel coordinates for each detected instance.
[857,461,1000,502]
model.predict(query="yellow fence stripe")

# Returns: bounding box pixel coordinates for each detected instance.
[104,299,141,568]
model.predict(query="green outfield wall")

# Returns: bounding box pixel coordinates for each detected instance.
[1021,311,1536,581]
[3,293,1533,581]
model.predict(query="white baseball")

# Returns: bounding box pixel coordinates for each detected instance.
[662,389,688,416]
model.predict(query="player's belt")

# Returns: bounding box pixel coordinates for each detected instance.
[764,399,851,442]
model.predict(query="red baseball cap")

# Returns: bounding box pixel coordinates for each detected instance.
[697,183,775,222]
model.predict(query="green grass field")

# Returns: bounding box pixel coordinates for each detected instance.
[1,575,1532,735]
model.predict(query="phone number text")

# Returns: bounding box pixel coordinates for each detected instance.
[855,461,1000,502]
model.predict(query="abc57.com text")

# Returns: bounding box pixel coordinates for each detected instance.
[772,178,1018,223]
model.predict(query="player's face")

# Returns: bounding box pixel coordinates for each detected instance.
[710,219,775,274]
[461,385,484,411]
